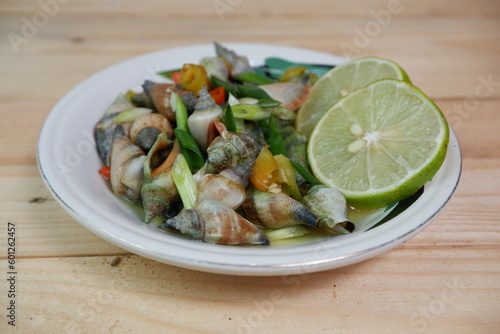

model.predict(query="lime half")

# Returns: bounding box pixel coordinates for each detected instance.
[296,57,410,139]
[308,79,449,209]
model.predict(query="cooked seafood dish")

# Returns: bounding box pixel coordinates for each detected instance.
[94,42,445,246]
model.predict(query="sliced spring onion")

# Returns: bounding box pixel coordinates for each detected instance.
[171,154,198,210]
[236,84,272,100]
[234,118,245,133]
[254,66,282,80]
[264,57,334,78]
[170,92,204,170]
[237,97,259,105]
[223,105,237,132]
[234,72,275,85]
[257,99,282,108]
[226,94,245,131]
[174,128,205,171]
[267,115,287,156]
[267,106,296,122]
[290,160,321,185]
[265,226,310,241]
[157,68,182,80]
[212,75,275,100]
[211,75,239,96]
[231,104,270,121]
[227,92,240,106]
[112,108,152,123]
[170,92,188,131]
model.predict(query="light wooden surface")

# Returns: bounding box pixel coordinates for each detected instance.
[1,0,500,333]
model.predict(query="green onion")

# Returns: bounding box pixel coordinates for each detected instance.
[234,118,245,133]
[290,161,321,185]
[237,97,259,105]
[173,129,205,171]
[112,108,152,123]
[258,116,287,156]
[268,106,296,122]
[170,92,204,170]
[211,75,239,96]
[255,66,282,80]
[236,84,272,100]
[231,104,271,121]
[170,92,188,131]
[227,92,240,106]
[211,76,274,100]
[157,68,181,80]
[265,226,310,241]
[223,105,237,132]
[257,99,282,108]
[171,154,198,209]
[264,57,334,78]
[267,115,287,156]
[234,72,274,85]
[226,93,245,133]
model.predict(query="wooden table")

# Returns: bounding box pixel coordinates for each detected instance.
[1,0,499,332]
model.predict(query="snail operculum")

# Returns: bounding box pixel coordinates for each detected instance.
[129,113,173,152]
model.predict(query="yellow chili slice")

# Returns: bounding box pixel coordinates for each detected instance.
[278,66,307,82]
[274,154,301,200]
[250,146,280,192]
[179,63,209,93]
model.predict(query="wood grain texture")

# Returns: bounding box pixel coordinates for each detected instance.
[0,0,499,333]
[12,250,500,333]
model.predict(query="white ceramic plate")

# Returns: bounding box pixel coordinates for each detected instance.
[37,43,461,276]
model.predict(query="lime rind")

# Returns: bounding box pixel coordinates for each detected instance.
[308,79,449,209]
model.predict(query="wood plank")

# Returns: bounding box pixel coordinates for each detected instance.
[1,17,499,100]
[1,0,499,18]
[440,99,500,159]
[12,248,500,333]
[0,170,128,257]
[0,101,52,165]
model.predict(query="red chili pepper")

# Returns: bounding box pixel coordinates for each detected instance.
[98,166,111,180]
[171,71,181,84]
[209,86,225,104]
